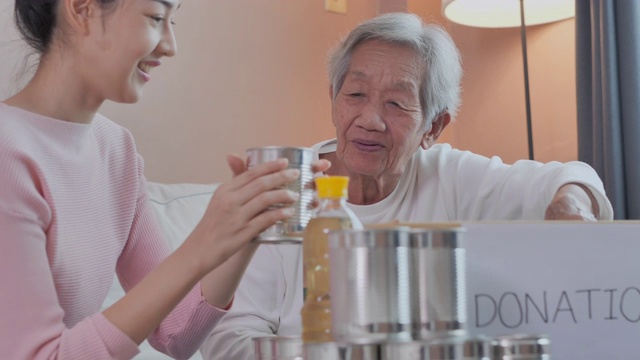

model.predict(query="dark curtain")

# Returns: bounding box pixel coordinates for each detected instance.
[576,0,640,219]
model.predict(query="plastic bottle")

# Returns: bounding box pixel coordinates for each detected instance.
[300,176,362,343]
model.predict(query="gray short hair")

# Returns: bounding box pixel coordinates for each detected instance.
[328,12,462,127]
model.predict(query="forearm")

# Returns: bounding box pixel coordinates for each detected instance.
[103,242,210,345]
[562,183,599,216]
[201,242,260,308]
[545,183,600,220]
[102,156,301,345]
[453,155,610,220]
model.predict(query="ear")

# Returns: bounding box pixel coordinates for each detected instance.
[61,0,97,34]
[420,112,451,149]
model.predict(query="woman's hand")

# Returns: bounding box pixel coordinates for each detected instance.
[189,155,331,275]
[186,154,307,275]
[310,158,332,175]
[196,155,331,308]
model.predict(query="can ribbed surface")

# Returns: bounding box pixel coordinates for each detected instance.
[303,336,547,360]
[246,146,315,243]
[328,226,467,344]
[328,228,415,343]
[462,337,492,360]
[410,227,467,339]
[490,334,551,360]
[304,341,425,360]
[253,336,303,360]
[426,336,492,360]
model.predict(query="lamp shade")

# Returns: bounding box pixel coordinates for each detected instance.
[442,0,575,28]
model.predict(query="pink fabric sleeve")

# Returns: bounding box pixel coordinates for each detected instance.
[115,174,227,359]
[0,147,224,359]
[0,206,140,359]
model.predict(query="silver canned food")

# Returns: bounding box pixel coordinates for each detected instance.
[304,341,425,360]
[426,336,492,360]
[489,334,551,360]
[246,146,315,244]
[462,336,492,360]
[253,335,303,360]
[328,227,415,343]
[410,226,466,340]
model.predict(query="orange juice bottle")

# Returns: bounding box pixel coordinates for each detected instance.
[300,176,361,343]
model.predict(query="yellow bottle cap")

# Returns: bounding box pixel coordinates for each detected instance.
[315,176,349,199]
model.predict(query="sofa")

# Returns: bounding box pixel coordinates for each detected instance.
[101,181,220,360]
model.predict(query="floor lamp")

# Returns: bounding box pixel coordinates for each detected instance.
[441,0,575,161]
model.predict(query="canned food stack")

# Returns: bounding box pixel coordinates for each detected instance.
[311,225,549,359]
[328,227,467,343]
[255,334,550,359]
[244,158,551,358]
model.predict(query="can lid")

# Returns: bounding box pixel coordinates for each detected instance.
[315,176,349,198]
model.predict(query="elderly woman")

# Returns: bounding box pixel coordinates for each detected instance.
[200,13,613,360]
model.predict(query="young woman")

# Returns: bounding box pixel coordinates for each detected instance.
[0,0,328,358]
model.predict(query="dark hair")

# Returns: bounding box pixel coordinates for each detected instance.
[14,0,119,54]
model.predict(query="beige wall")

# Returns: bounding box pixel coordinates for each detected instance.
[0,1,31,98]
[0,0,379,184]
[102,1,383,184]
[411,0,577,164]
[0,0,577,184]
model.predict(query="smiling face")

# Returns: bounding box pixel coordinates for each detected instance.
[331,40,430,180]
[78,0,179,104]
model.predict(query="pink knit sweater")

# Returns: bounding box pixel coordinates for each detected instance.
[0,103,226,359]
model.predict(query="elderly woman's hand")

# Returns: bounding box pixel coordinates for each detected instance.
[544,183,599,221]
[311,159,331,174]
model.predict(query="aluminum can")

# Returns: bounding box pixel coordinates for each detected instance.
[246,146,315,243]
[253,336,303,360]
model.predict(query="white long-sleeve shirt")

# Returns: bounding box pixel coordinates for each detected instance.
[200,138,613,360]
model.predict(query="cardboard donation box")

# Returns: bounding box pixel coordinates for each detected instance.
[463,222,640,360]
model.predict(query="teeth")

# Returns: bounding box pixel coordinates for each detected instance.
[138,63,151,74]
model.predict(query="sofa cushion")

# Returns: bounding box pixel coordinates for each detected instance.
[101,181,219,359]
[146,182,219,251]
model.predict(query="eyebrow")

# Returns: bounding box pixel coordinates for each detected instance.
[150,0,180,10]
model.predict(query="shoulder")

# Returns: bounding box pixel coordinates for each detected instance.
[0,104,38,151]
[91,113,143,169]
[92,113,137,151]
[91,114,147,200]
[0,107,51,222]
[0,105,46,169]
[413,144,511,181]
[415,143,476,165]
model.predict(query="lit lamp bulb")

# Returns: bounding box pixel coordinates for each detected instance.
[442,0,574,28]
[441,0,575,161]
